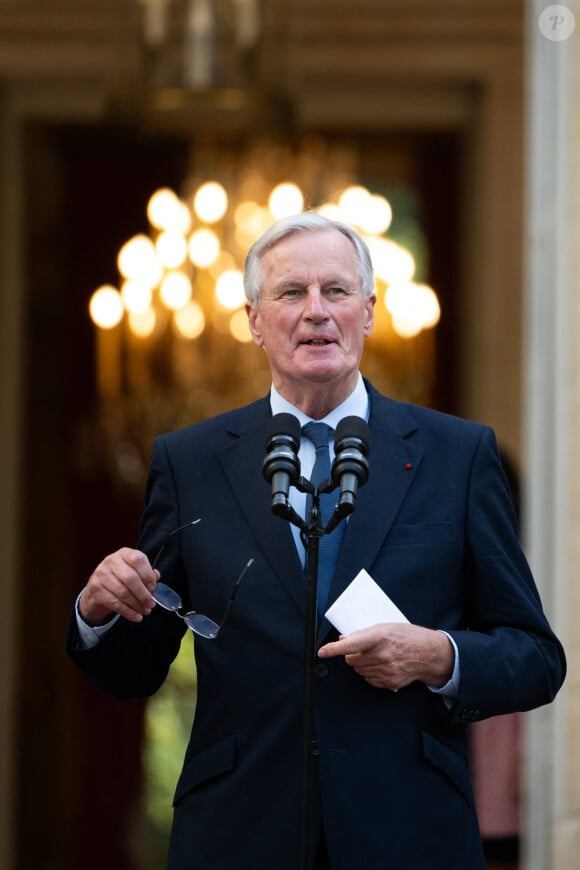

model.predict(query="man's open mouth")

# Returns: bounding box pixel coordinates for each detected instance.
[303,339,332,346]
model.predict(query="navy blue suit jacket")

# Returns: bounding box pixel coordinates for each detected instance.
[67,382,565,869]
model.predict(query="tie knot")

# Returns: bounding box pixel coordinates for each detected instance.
[303,421,331,450]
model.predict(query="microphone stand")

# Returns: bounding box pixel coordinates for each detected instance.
[271,476,347,870]
[266,414,369,868]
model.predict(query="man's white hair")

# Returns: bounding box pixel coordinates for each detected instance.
[243,212,376,307]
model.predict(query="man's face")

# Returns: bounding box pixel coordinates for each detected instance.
[246,229,375,405]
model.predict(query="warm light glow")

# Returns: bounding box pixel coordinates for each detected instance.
[128,307,157,337]
[338,186,372,228]
[385,281,440,337]
[156,230,188,269]
[392,315,423,338]
[229,309,253,342]
[268,183,304,219]
[318,203,342,221]
[173,300,205,339]
[359,195,392,235]
[147,188,191,233]
[89,285,124,329]
[193,182,228,223]
[234,202,271,244]
[366,238,415,285]
[188,228,221,268]
[118,235,163,287]
[235,200,261,231]
[416,283,441,328]
[337,187,392,235]
[215,269,245,310]
[121,280,153,314]
[160,272,192,310]
[384,281,410,316]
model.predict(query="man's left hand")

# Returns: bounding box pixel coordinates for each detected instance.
[318,623,454,691]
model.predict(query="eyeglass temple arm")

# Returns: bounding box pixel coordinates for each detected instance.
[150,518,202,571]
[219,557,255,630]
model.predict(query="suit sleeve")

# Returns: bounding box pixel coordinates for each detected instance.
[446,426,565,723]
[66,436,188,699]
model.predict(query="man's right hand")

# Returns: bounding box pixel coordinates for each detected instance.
[79,548,159,626]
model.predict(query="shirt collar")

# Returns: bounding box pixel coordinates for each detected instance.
[269,373,369,430]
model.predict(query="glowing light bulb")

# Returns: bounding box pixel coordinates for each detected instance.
[156,230,188,269]
[215,269,245,310]
[147,188,191,233]
[160,272,192,310]
[385,281,440,337]
[121,280,153,315]
[416,284,440,328]
[193,182,228,223]
[188,228,220,268]
[384,281,411,316]
[89,285,124,329]
[367,238,415,285]
[338,186,371,227]
[358,195,392,235]
[117,235,163,287]
[268,183,304,219]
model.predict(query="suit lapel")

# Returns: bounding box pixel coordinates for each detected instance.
[318,389,423,642]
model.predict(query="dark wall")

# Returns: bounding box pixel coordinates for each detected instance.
[17,123,189,870]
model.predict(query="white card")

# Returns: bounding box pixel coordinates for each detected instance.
[324,568,409,635]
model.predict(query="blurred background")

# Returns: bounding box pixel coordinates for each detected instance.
[0,1,577,868]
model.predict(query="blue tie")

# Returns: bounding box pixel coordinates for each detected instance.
[303,422,346,620]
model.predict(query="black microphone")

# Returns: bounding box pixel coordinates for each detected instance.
[326,416,370,531]
[263,413,302,516]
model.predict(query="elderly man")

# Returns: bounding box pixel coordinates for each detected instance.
[68,213,565,869]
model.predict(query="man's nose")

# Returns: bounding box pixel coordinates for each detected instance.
[303,288,329,320]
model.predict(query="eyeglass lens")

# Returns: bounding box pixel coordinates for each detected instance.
[151,582,221,638]
[151,534,254,639]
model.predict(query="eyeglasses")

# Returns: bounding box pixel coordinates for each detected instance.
[150,519,254,639]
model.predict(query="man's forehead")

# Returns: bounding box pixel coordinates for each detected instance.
[263,228,357,267]
[266,227,350,249]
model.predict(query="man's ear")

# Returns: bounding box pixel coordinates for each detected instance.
[363,293,376,338]
[245,303,264,347]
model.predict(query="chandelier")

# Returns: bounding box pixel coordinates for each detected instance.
[86,137,440,486]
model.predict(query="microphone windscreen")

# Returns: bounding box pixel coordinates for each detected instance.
[265,413,302,448]
[334,416,370,452]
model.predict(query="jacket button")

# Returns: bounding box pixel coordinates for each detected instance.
[314,663,329,678]
[461,707,481,722]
